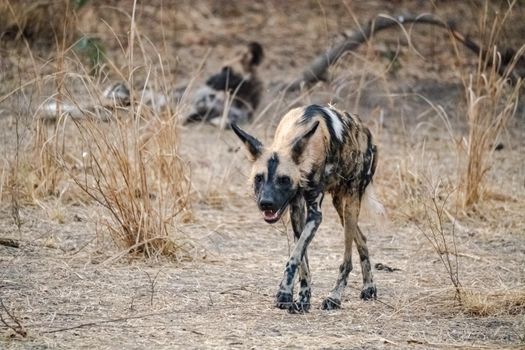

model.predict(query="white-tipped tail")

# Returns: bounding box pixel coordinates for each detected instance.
[41,100,83,120]
[40,100,113,122]
[361,184,386,218]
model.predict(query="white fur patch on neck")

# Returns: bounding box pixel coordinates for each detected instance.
[322,106,343,141]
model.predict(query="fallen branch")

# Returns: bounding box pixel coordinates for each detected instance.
[285,13,525,92]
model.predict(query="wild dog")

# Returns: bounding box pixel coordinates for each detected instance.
[186,41,264,127]
[40,43,263,124]
[232,104,381,312]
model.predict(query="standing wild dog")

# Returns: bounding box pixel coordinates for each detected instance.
[232,104,381,312]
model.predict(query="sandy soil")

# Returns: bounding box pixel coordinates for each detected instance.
[1,1,524,349]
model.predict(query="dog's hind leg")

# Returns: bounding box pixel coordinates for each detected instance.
[323,193,376,309]
[355,222,377,300]
[289,195,311,312]
[276,191,323,311]
[322,193,355,310]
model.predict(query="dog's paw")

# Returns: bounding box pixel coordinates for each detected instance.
[360,284,377,300]
[275,291,293,309]
[321,297,341,310]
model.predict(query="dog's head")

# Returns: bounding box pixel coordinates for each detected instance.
[231,121,319,224]
[241,41,264,72]
[206,41,264,91]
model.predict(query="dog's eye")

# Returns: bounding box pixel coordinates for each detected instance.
[254,174,264,184]
[277,176,291,186]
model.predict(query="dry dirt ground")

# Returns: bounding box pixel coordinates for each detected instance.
[1,1,525,349]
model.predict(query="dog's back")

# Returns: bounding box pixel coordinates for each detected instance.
[270,105,377,197]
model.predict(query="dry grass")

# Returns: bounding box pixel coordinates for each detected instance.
[68,112,191,259]
[462,289,525,316]
[458,0,524,208]
[461,64,522,207]
[0,1,193,259]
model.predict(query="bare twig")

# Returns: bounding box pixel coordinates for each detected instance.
[413,183,462,301]
[0,299,27,337]
[144,269,162,307]
[41,310,176,334]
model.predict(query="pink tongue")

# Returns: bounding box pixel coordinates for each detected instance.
[263,210,278,220]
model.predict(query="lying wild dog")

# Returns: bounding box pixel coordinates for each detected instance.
[40,42,263,126]
[232,104,382,312]
[186,41,264,128]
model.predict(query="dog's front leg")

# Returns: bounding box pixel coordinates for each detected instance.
[289,195,312,312]
[276,192,323,311]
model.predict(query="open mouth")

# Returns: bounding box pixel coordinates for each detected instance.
[261,203,288,224]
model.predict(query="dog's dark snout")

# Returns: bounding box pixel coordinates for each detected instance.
[259,198,275,210]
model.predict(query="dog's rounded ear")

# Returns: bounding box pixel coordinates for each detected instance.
[291,121,319,164]
[231,123,264,161]
[247,42,264,66]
